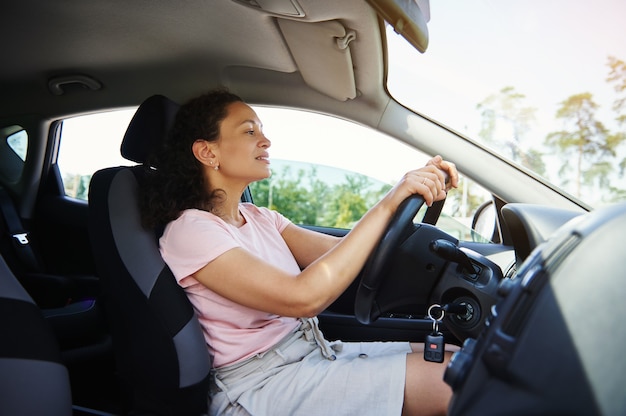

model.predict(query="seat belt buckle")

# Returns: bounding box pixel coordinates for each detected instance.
[12,233,29,245]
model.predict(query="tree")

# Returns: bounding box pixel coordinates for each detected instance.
[477,86,545,175]
[606,56,626,178]
[445,177,487,218]
[63,173,91,200]
[249,166,329,225]
[323,174,390,228]
[250,166,390,228]
[545,93,613,198]
[76,175,91,200]
[607,56,626,126]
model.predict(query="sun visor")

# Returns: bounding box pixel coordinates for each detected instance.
[277,19,357,101]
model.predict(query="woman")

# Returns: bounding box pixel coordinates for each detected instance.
[141,88,459,416]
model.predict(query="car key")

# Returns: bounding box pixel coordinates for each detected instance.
[424,331,445,363]
[424,304,445,363]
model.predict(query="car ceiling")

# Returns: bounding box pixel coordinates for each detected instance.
[1,0,388,121]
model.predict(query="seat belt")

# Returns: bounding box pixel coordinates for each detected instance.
[0,187,42,272]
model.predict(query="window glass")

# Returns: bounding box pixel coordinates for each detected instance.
[251,107,493,241]
[386,2,626,207]
[250,160,393,229]
[0,128,28,183]
[7,130,27,161]
[57,109,136,199]
[54,105,493,241]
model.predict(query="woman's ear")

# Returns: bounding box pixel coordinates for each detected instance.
[192,139,217,167]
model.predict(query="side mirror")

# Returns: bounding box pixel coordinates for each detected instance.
[472,200,497,242]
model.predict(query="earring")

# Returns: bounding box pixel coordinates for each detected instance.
[214,165,219,171]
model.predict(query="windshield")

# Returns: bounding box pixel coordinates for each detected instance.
[387,0,626,208]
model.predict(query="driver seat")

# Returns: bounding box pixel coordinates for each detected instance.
[88,95,211,415]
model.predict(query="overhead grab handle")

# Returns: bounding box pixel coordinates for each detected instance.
[48,75,103,96]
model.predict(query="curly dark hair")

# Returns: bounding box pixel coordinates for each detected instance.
[139,88,244,228]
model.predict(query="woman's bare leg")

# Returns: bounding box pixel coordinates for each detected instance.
[401,343,458,416]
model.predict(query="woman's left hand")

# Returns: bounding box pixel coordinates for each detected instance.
[426,155,459,192]
[379,155,459,211]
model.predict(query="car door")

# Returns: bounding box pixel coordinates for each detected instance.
[37,110,136,285]
[0,120,98,306]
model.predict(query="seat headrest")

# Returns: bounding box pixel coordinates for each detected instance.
[121,94,179,163]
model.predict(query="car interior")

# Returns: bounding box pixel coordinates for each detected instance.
[1,0,625,415]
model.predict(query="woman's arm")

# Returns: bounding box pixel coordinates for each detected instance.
[280,225,342,269]
[191,157,457,318]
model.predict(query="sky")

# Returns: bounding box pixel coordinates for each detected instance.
[389,0,626,148]
[58,108,136,175]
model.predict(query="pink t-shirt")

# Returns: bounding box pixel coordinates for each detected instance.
[159,203,301,367]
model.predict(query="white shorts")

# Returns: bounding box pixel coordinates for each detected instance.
[209,318,411,416]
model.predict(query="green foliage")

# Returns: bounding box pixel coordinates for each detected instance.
[607,56,626,186]
[63,173,91,200]
[249,165,391,227]
[323,175,391,228]
[607,56,626,123]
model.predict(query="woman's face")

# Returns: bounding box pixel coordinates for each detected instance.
[214,101,271,183]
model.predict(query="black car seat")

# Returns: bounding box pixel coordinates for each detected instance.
[0,252,73,416]
[88,95,211,415]
[0,185,108,356]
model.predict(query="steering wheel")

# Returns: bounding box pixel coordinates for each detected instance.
[355,194,425,324]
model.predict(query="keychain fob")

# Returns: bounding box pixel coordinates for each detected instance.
[424,332,445,363]
[425,304,446,363]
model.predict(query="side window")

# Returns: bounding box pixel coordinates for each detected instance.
[7,129,28,161]
[54,105,494,241]
[250,161,393,228]
[250,107,493,241]
[57,109,136,199]
[0,127,28,183]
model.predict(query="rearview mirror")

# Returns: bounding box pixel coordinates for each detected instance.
[366,0,430,52]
